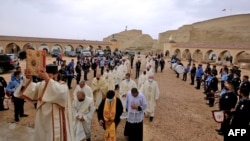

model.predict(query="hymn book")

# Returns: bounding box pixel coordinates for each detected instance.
[26,50,46,75]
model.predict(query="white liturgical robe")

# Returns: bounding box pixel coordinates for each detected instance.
[119,79,137,109]
[22,79,75,141]
[140,80,160,116]
[138,73,148,90]
[72,97,95,141]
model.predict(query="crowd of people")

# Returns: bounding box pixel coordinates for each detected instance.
[0,52,165,141]
[170,56,250,141]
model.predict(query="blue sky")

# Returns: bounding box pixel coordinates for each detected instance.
[0,0,249,40]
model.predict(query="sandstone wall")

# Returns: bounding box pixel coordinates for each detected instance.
[158,14,250,49]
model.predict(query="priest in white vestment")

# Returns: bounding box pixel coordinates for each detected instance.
[124,58,131,74]
[119,73,137,112]
[146,58,153,68]
[140,75,160,122]
[138,70,148,90]
[91,74,108,110]
[22,64,75,141]
[112,67,120,90]
[146,65,154,76]
[103,69,115,91]
[72,90,95,141]
[119,61,128,80]
[73,80,93,101]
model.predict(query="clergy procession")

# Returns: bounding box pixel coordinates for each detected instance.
[169,55,250,141]
[0,51,163,141]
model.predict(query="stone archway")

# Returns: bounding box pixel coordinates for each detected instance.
[165,50,170,57]
[23,43,36,51]
[174,49,181,59]
[51,44,62,52]
[0,45,4,53]
[192,49,203,62]
[218,50,231,62]
[76,45,84,53]
[89,45,94,55]
[182,49,191,60]
[235,51,250,64]
[6,43,21,54]
[98,46,102,49]
[204,50,216,61]
[64,45,74,55]
[39,44,49,54]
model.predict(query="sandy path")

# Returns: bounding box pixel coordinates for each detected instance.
[0,55,239,141]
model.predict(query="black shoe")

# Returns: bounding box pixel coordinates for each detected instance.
[15,118,19,122]
[149,117,154,122]
[20,114,28,117]
[209,104,214,107]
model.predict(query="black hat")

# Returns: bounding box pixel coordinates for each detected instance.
[106,90,115,99]
[46,64,58,74]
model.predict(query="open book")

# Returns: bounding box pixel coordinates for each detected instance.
[26,50,46,75]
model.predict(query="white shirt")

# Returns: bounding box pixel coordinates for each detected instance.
[125,91,147,123]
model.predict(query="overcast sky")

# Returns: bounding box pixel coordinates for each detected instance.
[0,0,249,40]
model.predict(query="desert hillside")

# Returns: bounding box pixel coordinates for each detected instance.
[103,29,155,51]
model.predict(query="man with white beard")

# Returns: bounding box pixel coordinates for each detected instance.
[140,75,160,122]
[72,91,95,141]
[73,80,93,100]
[119,73,137,118]
[138,70,148,90]
[92,74,108,110]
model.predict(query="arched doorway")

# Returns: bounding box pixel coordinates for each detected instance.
[174,49,181,59]
[39,44,49,54]
[235,51,250,64]
[98,46,102,50]
[87,45,94,55]
[165,50,170,57]
[192,49,203,62]
[218,50,231,62]
[0,45,3,53]
[64,45,74,55]
[23,43,36,51]
[6,43,21,54]
[51,44,62,52]
[75,45,84,53]
[182,49,191,60]
[204,50,216,61]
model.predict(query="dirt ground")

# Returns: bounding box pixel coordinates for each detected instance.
[1,55,249,141]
